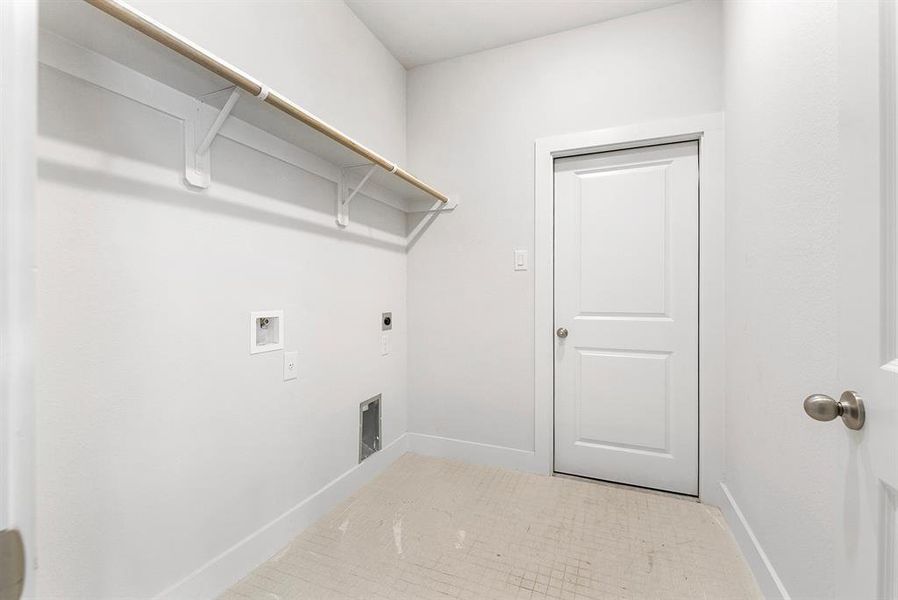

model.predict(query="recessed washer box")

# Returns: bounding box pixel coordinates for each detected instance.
[250,310,284,354]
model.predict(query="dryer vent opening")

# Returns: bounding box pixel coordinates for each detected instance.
[359,395,381,463]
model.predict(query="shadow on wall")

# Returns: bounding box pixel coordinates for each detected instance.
[38,156,409,254]
[406,204,444,250]
[38,64,414,251]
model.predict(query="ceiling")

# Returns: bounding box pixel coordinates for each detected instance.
[345,0,684,68]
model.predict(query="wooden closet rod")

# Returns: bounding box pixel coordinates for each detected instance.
[84,0,449,203]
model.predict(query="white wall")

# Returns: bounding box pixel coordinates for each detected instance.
[405,0,722,457]
[722,1,841,597]
[35,2,408,598]
[129,0,406,163]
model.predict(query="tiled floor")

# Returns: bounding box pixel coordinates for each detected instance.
[221,454,760,600]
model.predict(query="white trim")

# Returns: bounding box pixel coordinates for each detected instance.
[0,0,37,595]
[155,433,410,600]
[534,113,726,505]
[719,482,791,600]
[882,0,898,367]
[879,482,898,600]
[406,433,541,473]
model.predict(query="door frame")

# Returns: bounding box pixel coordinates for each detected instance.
[1,0,38,595]
[533,113,725,504]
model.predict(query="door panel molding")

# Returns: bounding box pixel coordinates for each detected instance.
[534,113,725,504]
[882,0,898,370]
[572,161,672,318]
[573,348,672,455]
[880,482,898,600]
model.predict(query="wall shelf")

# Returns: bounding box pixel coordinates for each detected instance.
[39,0,457,228]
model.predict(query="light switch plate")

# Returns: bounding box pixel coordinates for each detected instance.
[284,351,298,381]
[514,249,528,271]
[381,333,391,356]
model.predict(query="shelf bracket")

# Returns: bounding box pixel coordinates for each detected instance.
[185,87,241,188]
[406,196,460,214]
[336,164,378,227]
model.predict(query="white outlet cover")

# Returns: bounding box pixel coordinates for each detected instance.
[284,351,298,381]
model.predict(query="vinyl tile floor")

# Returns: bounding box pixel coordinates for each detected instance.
[220,453,760,600]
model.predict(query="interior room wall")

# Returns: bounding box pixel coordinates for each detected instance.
[35,2,408,598]
[722,1,841,597]
[404,0,723,462]
[128,0,407,163]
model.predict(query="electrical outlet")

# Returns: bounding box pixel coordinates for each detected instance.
[284,351,298,381]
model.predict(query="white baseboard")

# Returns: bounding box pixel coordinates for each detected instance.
[719,482,791,600]
[406,432,542,473]
[154,434,410,600]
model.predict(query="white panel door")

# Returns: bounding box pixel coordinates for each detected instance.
[553,141,698,495]
[832,3,898,598]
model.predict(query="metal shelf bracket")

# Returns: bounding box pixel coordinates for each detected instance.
[337,164,378,227]
[185,87,241,188]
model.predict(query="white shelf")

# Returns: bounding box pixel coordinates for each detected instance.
[38,0,457,226]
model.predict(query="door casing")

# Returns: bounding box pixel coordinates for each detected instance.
[534,113,725,504]
[0,0,38,596]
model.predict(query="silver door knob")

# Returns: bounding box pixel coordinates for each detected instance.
[803,391,865,430]
[556,327,569,339]
[0,529,24,600]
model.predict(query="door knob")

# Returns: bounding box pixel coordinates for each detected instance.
[556,327,569,339]
[803,391,865,430]
[0,529,25,600]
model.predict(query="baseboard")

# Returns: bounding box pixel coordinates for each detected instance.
[154,433,410,600]
[719,482,791,600]
[406,432,542,473]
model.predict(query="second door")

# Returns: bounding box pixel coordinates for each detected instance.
[553,141,699,495]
